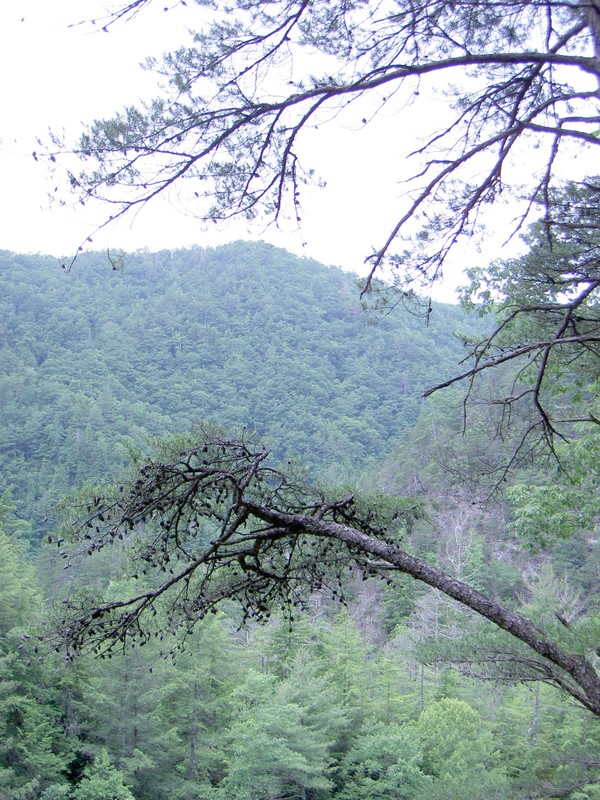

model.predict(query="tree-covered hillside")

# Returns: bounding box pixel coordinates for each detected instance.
[0,242,468,539]
[1,240,598,800]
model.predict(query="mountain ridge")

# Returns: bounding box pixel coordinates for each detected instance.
[0,241,471,539]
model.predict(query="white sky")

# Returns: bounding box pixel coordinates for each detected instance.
[0,1,528,299]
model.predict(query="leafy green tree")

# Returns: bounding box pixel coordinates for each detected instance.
[492,681,600,798]
[313,611,371,734]
[416,698,512,800]
[219,670,334,800]
[507,429,600,551]
[0,492,40,636]
[338,720,431,800]
[148,613,245,800]
[254,613,322,679]
[76,581,174,799]
[368,652,423,725]
[40,786,73,800]
[74,750,134,800]
[0,494,71,797]
[274,649,351,775]
[417,698,496,776]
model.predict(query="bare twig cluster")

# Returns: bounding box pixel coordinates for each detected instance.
[49,0,600,286]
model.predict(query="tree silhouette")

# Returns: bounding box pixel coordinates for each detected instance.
[51,0,600,292]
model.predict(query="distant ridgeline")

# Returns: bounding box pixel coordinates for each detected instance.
[0,242,469,540]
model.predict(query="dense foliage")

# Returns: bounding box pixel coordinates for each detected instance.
[13,0,599,792]
[2,497,598,800]
[0,242,466,539]
[0,241,598,798]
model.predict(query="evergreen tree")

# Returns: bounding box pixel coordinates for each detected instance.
[220,670,334,800]
[74,750,134,800]
[0,494,71,797]
[338,720,430,800]
[416,698,511,800]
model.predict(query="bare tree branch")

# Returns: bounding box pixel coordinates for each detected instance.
[48,0,600,283]
[49,433,600,716]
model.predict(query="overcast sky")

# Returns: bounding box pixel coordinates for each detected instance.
[0,1,526,299]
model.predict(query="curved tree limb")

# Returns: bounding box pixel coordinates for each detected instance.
[50,434,600,716]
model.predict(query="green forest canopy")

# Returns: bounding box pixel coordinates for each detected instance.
[11,0,600,792]
[0,242,468,538]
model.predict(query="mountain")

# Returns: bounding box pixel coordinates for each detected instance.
[0,241,470,538]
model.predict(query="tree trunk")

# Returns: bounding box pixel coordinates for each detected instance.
[247,502,600,716]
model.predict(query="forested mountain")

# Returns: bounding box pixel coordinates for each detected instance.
[0,242,468,539]
[1,242,598,800]
[9,0,598,793]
